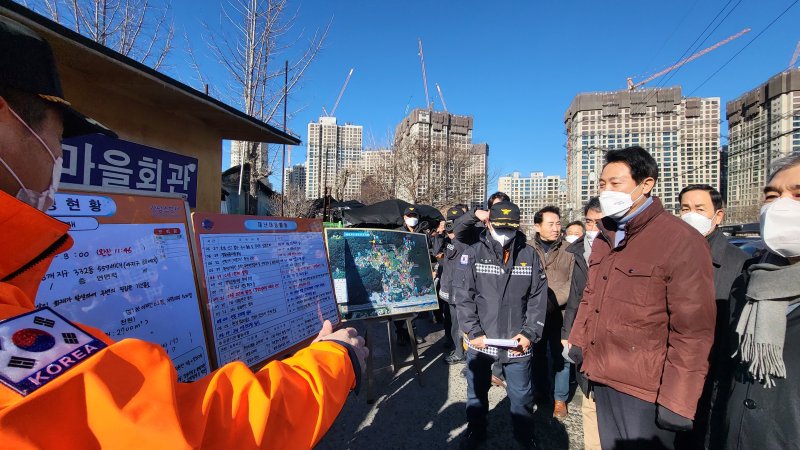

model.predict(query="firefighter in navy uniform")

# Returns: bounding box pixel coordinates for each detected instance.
[439,206,471,365]
[454,201,549,449]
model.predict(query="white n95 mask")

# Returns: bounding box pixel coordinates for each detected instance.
[760,198,800,258]
[599,184,643,220]
[0,106,62,211]
[681,212,714,236]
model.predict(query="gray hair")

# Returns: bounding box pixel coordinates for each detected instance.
[768,153,800,183]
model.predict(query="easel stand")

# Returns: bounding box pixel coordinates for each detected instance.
[363,312,424,403]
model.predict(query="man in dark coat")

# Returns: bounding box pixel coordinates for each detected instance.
[567,146,716,450]
[723,154,800,450]
[675,184,748,450]
[562,197,603,450]
[393,205,437,345]
[454,201,548,449]
[439,206,470,364]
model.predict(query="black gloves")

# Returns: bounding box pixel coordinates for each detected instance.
[566,345,583,365]
[656,404,693,431]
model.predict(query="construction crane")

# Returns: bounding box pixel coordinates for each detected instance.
[418,38,431,109]
[435,83,448,112]
[328,68,354,117]
[627,28,751,90]
[789,41,800,70]
[404,95,413,115]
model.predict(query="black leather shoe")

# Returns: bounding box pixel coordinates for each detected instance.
[459,429,486,450]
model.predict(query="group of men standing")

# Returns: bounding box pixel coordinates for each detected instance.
[434,145,800,450]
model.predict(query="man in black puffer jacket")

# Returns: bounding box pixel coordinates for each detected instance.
[453,201,548,449]
[439,206,471,365]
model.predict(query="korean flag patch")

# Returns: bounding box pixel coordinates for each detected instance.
[460,254,469,265]
[0,307,107,396]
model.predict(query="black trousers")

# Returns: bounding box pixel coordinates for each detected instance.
[465,351,534,439]
[447,303,464,358]
[594,384,677,450]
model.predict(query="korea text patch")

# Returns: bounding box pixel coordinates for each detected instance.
[0,307,107,396]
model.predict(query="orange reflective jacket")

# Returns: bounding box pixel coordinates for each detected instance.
[0,192,355,449]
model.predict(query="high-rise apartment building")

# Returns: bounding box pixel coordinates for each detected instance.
[726,69,800,223]
[283,164,306,199]
[305,117,362,201]
[564,87,720,219]
[394,109,488,209]
[362,149,394,180]
[498,171,567,233]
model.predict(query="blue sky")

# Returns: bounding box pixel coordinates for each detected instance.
[171,1,800,193]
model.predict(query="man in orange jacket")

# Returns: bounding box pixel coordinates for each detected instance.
[0,14,366,449]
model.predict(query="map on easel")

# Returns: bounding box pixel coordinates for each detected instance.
[325,228,438,320]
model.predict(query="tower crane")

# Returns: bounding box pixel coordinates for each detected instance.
[626,28,751,90]
[328,68,354,117]
[418,38,431,109]
[435,83,448,112]
[789,41,800,70]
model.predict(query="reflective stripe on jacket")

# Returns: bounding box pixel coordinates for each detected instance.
[453,230,548,363]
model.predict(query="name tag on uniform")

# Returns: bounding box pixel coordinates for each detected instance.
[460,255,469,265]
[0,307,107,396]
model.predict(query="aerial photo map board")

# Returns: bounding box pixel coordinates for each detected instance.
[192,214,339,369]
[35,190,211,382]
[325,229,438,320]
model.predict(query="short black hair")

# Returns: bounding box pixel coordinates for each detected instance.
[534,205,561,224]
[453,203,468,212]
[605,146,659,184]
[566,220,585,231]
[487,192,510,208]
[0,85,49,130]
[583,196,601,216]
[678,184,724,211]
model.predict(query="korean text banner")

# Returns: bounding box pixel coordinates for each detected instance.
[60,134,199,207]
[36,191,211,382]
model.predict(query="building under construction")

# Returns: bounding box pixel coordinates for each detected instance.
[726,68,800,223]
[564,87,721,218]
[394,108,488,209]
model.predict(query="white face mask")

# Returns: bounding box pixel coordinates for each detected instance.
[760,198,800,258]
[405,217,419,227]
[489,226,515,247]
[0,107,61,212]
[565,235,580,244]
[599,183,643,220]
[585,230,599,246]
[681,211,715,236]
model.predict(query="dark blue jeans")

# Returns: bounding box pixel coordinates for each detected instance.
[465,350,534,439]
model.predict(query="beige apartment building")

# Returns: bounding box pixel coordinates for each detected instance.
[498,171,567,234]
[305,116,363,201]
[394,109,488,208]
[564,87,720,220]
[726,69,800,223]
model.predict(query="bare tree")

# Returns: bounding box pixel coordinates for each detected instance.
[282,184,311,217]
[204,0,330,214]
[25,0,174,69]
[391,139,478,210]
